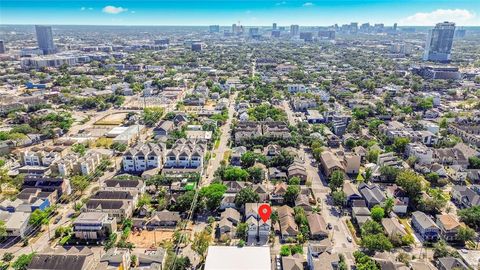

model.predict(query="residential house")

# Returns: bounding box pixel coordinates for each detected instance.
[406,143,433,165]
[436,214,463,242]
[98,248,131,270]
[145,211,181,228]
[307,213,328,240]
[352,206,372,227]
[134,248,166,270]
[291,97,316,111]
[287,84,306,93]
[22,175,71,197]
[451,185,480,208]
[271,182,287,205]
[268,167,287,181]
[277,205,299,241]
[82,200,133,220]
[262,122,291,139]
[437,257,468,270]
[282,254,306,270]
[319,149,360,176]
[102,179,146,194]
[377,152,402,168]
[26,247,98,270]
[153,120,174,138]
[73,212,117,241]
[343,182,362,206]
[307,239,339,270]
[358,183,386,208]
[295,194,312,211]
[230,146,247,166]
[234,122,262,143]
[218,208,241,239]
[412,211,440,241]
[0,211,31,238]
[245,203,271,245]
[381,217,408,240]
[288,160,308,183]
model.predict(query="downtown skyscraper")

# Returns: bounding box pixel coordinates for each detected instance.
[35,25,56,55]
[423,22,455,62]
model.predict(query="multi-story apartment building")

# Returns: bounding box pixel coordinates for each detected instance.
[122,143,166,173]
[164,139,206,169]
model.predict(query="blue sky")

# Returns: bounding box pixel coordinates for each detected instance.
[1,0,479,26]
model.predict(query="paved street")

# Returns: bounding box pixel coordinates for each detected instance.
[204,91,238,183]
[284,99,357,267]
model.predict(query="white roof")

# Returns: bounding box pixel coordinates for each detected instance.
[204,246,271,270]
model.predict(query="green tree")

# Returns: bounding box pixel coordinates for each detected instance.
[224,167,249,181]
[199,183,227,211]
[379,166,400,182]
[469,156,480,169]
[396,170,424,201]
[71,143,87,156]
[361,233,393,253]
[236,223,248,240]
[137,193,152,208]
[280,245,291,256]
[174,191,195,212]
[2,252,14,263]
[71,175,89,195]
[393,137,410,154]
[247,167,264,183]
[354,251,379,270]
[142,107,165,126]
[366,149,380,163]
[288,176,301,185]
[401,234,415,246]
[12,253,35,270]
[458,206,480,229]
[240,151,257,168]
[361,220,383,236]
[457,226,476,243]
[284,185,300,205]
[382,197,394,215]
[332,191,346,208]
[370,205,385,222]
[191,228,212,262]
[328,170,344,191]
[234,187,260,207]
[0,220,6,241]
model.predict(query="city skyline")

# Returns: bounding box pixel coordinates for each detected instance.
[1,0,479,26]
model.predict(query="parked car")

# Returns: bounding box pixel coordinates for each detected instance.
[347,236,352,242]
[53,216,62,224]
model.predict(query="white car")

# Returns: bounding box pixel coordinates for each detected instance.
[347,236,352,242]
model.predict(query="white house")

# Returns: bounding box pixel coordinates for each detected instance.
[406,143,433,165]
[164,139,206,169]
[287,84,306,93]
[123,143,166,173]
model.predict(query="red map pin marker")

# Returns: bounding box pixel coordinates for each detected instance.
[258,204,271,222]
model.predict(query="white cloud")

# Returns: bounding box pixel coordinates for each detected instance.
[131,11,136,14]
[275,1,287,6]
[80,7,86,11]
[399,9,476,26]
[102,5,128,14]
[302,2,314,7]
